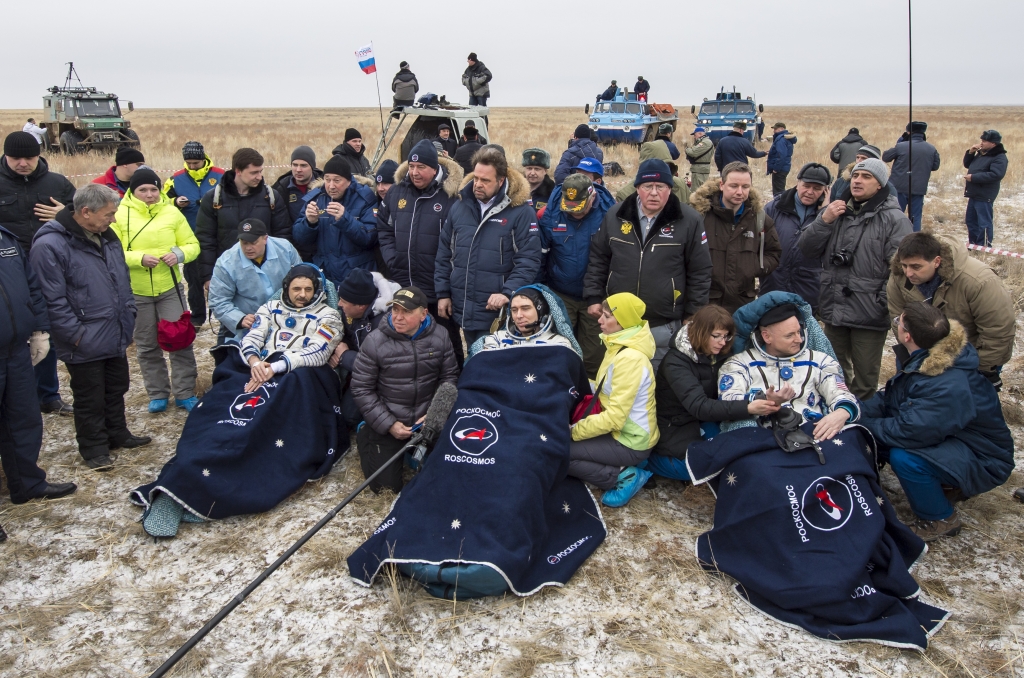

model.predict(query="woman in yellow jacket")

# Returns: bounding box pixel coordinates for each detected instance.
[110,169,201,413]
[571,292,659,507]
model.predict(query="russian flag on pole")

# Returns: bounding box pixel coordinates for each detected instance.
[355,44,376,74]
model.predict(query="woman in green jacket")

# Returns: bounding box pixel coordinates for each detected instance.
[110,169,201,413]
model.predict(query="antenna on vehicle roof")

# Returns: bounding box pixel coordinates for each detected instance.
[62,62,84,91]
[907,0,914,210]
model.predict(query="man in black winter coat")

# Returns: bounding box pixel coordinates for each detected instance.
[377,140,466,362]
[882,121,940,232]
[714,123,766,172]
[434,124,458,157]
[196,148,291,287]
[271,146,323,262]
[0,224,77,508]
[963,129,1008,246]
[0,132,77,416]
[454,127,483,174]
[328,269,387,428]
[830,128,867,175]
[463,53,492,106]
[634,76,650,101]
[331,129,373,178]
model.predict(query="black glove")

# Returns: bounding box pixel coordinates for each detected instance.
[981,369,1003,392]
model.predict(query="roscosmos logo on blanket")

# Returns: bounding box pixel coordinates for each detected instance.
[547,535,592,564]
[449,412,499,456]
[800,476,854,531]
[218,385,273,426]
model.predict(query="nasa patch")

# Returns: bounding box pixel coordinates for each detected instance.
[719,374,734,392]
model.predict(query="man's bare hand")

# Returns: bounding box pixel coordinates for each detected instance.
[765,384,796,406]
[175,196,190,208]
[305,201,320,224]
[587,303,602,319]
[437,298,452,318]
[747,399,781,416]
[965,174,972,182]
[389,421,413,440]
[328,342,349,368]
[486,293,509,311]
[813,409,851,441]
[821,200,847,225]
[325,202,345,219]
[34,197,63,222]
[240,314,256,329]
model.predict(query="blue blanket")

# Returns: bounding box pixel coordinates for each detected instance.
[686,424,948,651]
[130,346,347,520]
[348,345,606,597]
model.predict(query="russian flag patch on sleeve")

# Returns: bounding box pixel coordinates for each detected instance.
[701,231,708,245]
[317,326,334,341]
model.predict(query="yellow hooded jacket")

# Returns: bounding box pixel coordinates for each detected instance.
[110,191,200,297]
[572,321,660,451]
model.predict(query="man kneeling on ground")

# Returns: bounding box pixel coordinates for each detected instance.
[351,286,459,493]
[860,302,1014,541]
[719,299,860,440]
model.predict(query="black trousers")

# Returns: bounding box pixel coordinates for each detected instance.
[428,302,465,366]
[183,261,207,326]
[0,345,48,500]
[357,425,408,494]
[65,355,131,460]
[771,171,789,197]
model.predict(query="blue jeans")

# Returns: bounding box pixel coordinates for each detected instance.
[883,447,958,521]
[34,342,61,405]
[965,198,994,246]
[897,193,924,232]
[468,96,488,106]
[645,422,720,481]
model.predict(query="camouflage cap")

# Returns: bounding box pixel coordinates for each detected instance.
[522,147,550,169]
[560,174,594,215]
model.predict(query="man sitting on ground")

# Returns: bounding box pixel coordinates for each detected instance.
[719,299,859,440]
[861,302,1014,541]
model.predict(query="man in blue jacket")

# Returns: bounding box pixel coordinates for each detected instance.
[292,155,377,292]
[861,302,1014,541]
[963,129,1008,246]
[538,174,615,377]
[0,224,77,517]
[435,147,542,349]
[554,125,604,185]
[882,121,940,232]
[714,122,766,172]
[766,122,796,197]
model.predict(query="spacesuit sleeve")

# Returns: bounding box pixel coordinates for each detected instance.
[240,304,273,363]
[718,357,754,401]
[817,355,860,421]
[280,309,344,371]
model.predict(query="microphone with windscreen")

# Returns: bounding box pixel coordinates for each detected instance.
[410,382,458,471]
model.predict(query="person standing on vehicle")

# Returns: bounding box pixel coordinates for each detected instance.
[830,128,867,176]
[332,129,372,178]
[633,76,650,102]
[766,122,796,197]
[435,147,541,349]
[883,121,940,232]
[22,119,47,149]
[463,53,492,106]
[30,184,152,471]
[377,140,465,362]
[0,131,76,416]
[798,158,913,401]
[195,147,292,296]
[92,147,146,198]
[391,61,419,108]
[714,122,766,172]
[598,80,618,102]
[554,125,604,185]
[584,158,713,370]
[962,129,1007,247]
[164,140,225,326]
[690,162,781,313]
[685,127,714,189]
[760,163,832,312]
[521,148,555,214]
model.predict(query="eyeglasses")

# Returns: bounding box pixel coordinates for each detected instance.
[638,183,669,194]
[891,315,905,332]
[710,332,733,342]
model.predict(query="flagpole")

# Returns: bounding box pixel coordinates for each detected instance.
[372,42,385,136]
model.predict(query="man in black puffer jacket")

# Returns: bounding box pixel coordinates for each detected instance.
[963,129,1008,246]
[377,140,465,361]
[351,286,459,493]
[332,128,373,178]
[714,123,766,172]
[196,148,291,284]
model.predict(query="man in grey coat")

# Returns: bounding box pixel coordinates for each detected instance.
[798,158,913,401]
[30,184,152,470]
[391,62,419,108]
[830,128,867,175]
[351,287,459,493]
[462,53,492,106]
[883,121,940,232]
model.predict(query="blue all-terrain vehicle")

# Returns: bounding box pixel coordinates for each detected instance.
[691,87,764,145]
[584,89,678,146]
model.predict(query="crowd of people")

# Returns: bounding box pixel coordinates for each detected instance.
[0,105,1016,549]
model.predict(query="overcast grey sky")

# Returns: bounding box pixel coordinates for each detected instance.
[3,0,1020,109]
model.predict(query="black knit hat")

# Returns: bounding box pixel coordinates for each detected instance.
[467,52,478,61]
[129,168,161,193]
[573,124,591,140]
[344,128,362,142]
[3,131,40,158]
[116,146,145,166]
[409,139,439,171]
[399,61,409,69]
[375,159,399,185]
[323,155,352,180]
[336,268,378,305]
[182,140,205,160]
[758,303,800,328]
[437,123,451,133]
[634,158,673,187]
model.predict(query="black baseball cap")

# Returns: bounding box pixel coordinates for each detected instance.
[238,218,268,242]
[387,286,428,310]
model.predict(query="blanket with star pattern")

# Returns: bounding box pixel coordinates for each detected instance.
[686,423,948,651]
[130,345,347,520]
[348,345,606,598]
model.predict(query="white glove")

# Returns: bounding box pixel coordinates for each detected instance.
[29,331,50,366]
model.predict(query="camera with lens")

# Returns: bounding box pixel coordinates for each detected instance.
[830,249,854,267]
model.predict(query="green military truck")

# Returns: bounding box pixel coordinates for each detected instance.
[41,64,138,154]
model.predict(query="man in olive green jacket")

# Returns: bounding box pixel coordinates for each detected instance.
[888,231,1014,389]
[685,127,715,190]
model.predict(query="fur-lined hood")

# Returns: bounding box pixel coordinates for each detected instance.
[689,179,764,216]
[393,155,464,198]
[916,320,967,377]
[458,167,532,208]
[890,233,964,280]
[308,175,374,192]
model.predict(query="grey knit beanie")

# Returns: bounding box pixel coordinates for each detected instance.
[291,145,317,169]
[852,158,889,188]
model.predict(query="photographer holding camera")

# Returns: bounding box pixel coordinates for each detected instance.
[798,158,912,401]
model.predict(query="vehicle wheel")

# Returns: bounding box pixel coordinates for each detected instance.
[59,131,84,155]
[124,129,140,148]
[585,103,590,115]
[400,127,433,162]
